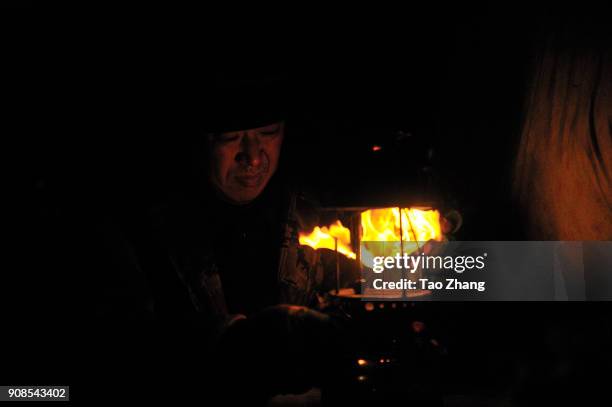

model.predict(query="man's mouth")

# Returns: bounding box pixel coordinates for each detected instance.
[235,173,264,188]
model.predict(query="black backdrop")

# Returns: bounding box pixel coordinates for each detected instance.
[26,6,544,239]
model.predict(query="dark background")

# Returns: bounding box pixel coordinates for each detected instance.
[6,4,612,404]
[25,6,544,239]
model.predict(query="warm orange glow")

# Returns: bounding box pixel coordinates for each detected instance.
[299,220,357,259]
[357,359,367,366]
[299,208,442,266]
[361,207,442,243]
[360,207,443,268]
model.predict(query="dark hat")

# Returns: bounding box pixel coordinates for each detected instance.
[202,76,290,133]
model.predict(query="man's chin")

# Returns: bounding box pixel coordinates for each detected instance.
[211,173,273,204]
[224,185,266,205]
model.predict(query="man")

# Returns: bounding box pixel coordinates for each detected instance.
[132,79,343,403]
[208,121,285,205]
[147,81,330,331]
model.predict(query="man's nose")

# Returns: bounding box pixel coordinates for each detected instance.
[237,134,262,167]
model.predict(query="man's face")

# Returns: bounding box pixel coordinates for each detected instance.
[208,122,284,204]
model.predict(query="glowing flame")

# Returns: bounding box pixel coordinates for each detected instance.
[299,208,442,264]
[299,220,357,259]
[361,208,442,243]
[361,208,443,266]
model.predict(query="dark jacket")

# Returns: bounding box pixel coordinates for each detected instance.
[143,182,326,340]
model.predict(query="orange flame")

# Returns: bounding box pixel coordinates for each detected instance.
[299,208,442,263]
[361,208,443,266]
[299,220,357,259]
[361,208,442,243]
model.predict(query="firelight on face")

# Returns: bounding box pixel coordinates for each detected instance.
[209,122,284,204]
